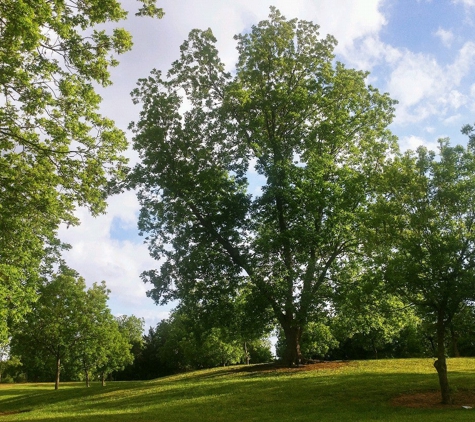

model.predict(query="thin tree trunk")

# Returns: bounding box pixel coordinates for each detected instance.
[450,326,460,357]
[85,369,90,387]
[371,338,378,360]
[244,342,250,365]
[55,355,61,390]
[101,372,106,387]
[434,310,452,404]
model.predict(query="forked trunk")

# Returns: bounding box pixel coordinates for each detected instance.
[434,311,452,404]
[282,324,302,367]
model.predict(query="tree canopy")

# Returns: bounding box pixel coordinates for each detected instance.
[129,7,397,366]
[0,0,163,340]
[368,132,475,403]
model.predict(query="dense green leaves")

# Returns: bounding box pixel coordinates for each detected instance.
[130,8,396,366]
[368,135,475,403]
[0,0,162,339]
[11,268,134,388]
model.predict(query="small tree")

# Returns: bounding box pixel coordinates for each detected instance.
[73,281,132,387]
[369,133,475,404]
[11,267,87,389]
[95,325,133,386]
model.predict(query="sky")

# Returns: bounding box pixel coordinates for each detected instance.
[58,0,475,332]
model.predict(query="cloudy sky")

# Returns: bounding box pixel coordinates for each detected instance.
[58,0,475,331]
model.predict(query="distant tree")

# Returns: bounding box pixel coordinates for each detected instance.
[276,320,337,362]
[116,315,145,346]
[11,268,88,389]
[95,324,134,386]
[368,134,475,404]
[332,268,419,360]
[445,302,475,357]
[0,0,163,341]
[73,282,134,387]
[11,268,129,389]
[149,314,192,375]
[129,7,396,366]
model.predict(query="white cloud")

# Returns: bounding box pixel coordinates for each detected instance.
[57,191,165,330]
[443,113,462,125]
[453,0,475,6]
[399,135,439,151]
[386,42,475,124]
[341,35,402,70]
[434,27,454,47]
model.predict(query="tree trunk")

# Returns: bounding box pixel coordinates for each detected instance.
[101,372,106,387]
[450,326,460,357]
[85,369,90,387]
[244,342,250,365]
[55,355,61,390]
[371,338,378,360]
[282,324,302,367]
[434,310,452,404]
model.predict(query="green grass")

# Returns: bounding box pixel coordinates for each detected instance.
[1,358,475,421]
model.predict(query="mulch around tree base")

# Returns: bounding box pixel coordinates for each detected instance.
[391,391,475,409]
[236,361,350,374]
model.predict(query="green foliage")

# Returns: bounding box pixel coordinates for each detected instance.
[72,282,134,386]
[10,268,134,388]
[332,268,420,359]
[116,315,145,346]
[129,7,396,366]
[300,322,339,358]
[118,308,273,379]
[276,321,338,361]
[11,268,89,386]
[445,303,475,357]
[368,134,475,403]
[370,138,475,316]
[0,0,162,340]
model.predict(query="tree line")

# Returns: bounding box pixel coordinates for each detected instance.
[2,0,475,405]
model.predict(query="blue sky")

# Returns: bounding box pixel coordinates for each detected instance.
[58,0,475,332]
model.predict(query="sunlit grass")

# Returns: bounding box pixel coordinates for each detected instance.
[0,359,475,421]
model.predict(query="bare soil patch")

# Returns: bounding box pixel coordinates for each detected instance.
[392,390,475,409]
[237,361,350,374]
[0,409,31,416]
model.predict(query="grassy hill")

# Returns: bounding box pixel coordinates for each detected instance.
[1,359,475,421]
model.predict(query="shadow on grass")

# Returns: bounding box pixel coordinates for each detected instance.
[1,366,475,421]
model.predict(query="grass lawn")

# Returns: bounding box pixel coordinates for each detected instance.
[0,358,475,421]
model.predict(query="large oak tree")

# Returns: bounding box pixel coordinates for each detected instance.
[130,8,396,365]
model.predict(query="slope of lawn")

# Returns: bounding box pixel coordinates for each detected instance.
[1,358,475,421]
